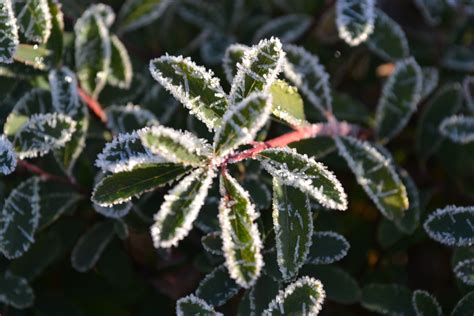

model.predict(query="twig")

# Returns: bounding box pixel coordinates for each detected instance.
[77,87,107,123]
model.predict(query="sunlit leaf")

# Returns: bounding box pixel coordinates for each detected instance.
[270,79,306,127]
[336,0,375,46]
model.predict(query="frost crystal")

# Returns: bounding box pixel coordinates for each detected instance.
[176,294,222,316]
[0,135,16,175]
[336,0,375,46]
[0,0,19,63]
[439,115,474,144]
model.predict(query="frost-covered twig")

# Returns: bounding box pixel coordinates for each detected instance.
[78,87,107,123]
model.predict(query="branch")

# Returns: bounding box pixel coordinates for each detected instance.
[77,87,107,123]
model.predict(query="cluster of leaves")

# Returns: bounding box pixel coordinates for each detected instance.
[0,0,473,315]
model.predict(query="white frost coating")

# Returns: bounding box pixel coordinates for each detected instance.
[336,0,375,46]
[412,290,443,316]
[454,259,474,286]
[229,37,285,105]
[149,54,227,130]
[307,231,350,264]
[106,103,158,133]
[0,0,19,63]
[109,35,133,89]
[14,113,77,159]
[420,67,439,99]
[48,66,80,117]
[252,14,312,44]
[151,168,215,248]
[118,0,171,33]
[262,276,326,316]
[464,76,474,112]
[283,44,333,114]
[423,205,474,246]
[258,147,348,211]
[176,294,222,316]
[222,43,249,84]
[138,125,211,166]
[16,0,52,43]
[95,131,165,173]
[0,135,16,175]
[439,115,474,144]
[218,173,263,288]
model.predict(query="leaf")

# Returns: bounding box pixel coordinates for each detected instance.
[392,168,421,234]
[336,0,375,46]
[214,93,272,157]
[270,79,306,127]
[46,0,64,66]
[218,172,263,288]
[12,43,51,70]
[412,290,442,316]
[306,231,350,264]
[361,283,415,315]
[0,272,34,309]
[71,220,115,272]
[74,4,112,98]
[196,265,240,307]
[442,45,474,72]
[92,163,192,207]
[375,57,422,142]
[367,9,409,61]
[139,125,211,166]
[283,44,332,117]
[149,55,228,130]
[416,83,463,159]
[118,0,171,34]
[439,115,474,144]
[465,76,474,112]
[258,147,348,210]
[14,0,52,44]
[420,67,439,100]
[0,135,16,175]
[252,14,312,44]
[114,219,129,240]
[454,259,474,285]
[262,276,325,315]
[92,174,132,219]
[108,35,133,89]
[151,168,214,248]
[229,37,285,105]
[176,294,222,316]
[414,0,445,26]
[222,43,248,84]
[48,66,81,117]
[452,292,474,316]
[201,231,223,255]
[106,104,158,133]
[334,136,408,220]
[0,0,19,63]
[423,205,474,246]
[0,177,40,259]
[272,178,312,280]
[247,274,280,315]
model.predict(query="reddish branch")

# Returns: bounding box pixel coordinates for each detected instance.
[78,87,107,123]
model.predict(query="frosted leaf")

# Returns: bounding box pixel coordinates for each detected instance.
[74,4,112,98]
[454,259,474,286]
[420,67,439,100]
[0,135,16,175]
[334,136,409,220]
[195,264,240,307]
[201,231,223,255]
[48,66,81,117]
[393,168,420,234]
[262,276,325,316]
[118,0,171,33]
[151,168,214,248]
[0,177,40,259]
[0,0,19,63]
[270,79,307,127]
[229,37,285,105]
[367,9,409,61]
[442,45,474,73]
[139,125,211,166]
[106,104,159,134]
[414,0,445,26]
[272,178,313,280]
[91,3,116,27]
[13,113,76,159]
[252,14,312,44]
[439,115,474,144]
[149,55,228,130]
[306,231,350,265]
[3,89,51,131]
[14,0,52,43]
[246,274,279,316]
[257,147,348,210]
[214,92,272,157]
[283,44,332,116]
[108,35,133,89]
[176,294,222,316]
[92,173,132,218]
[375,57,422,142]
[222,43,248,84]
[218,172,263,288]
[451,292,474,316]
[0,272,34,309]
[412,290,442,316]
[336,0,375,46]
[361,283,415,315]
[464,76,474,112]
[423,205,474,246]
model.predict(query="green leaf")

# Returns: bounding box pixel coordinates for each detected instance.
[14,0,52,44]
[218,172,263,288]
[452,292,474,316]
[48,66,81,116]
[0,272,34,309]
[106,104,158,133]
[306,231,350,264]
[247,274,279,315]
[201,231,223,255]
[92,163,192,206]
[196,264,240,307]
[392,168,421,234]
[222,43,248,83]
[46,0,64,67]
[0,0,19,63]
[454,259,474,286]
[12,43,51,70]
[423,205,474,246]
[412,290,443,316]
[149,55,228,130]
[0,135,16,175]
[214,93,272,157]
[270,79,306,127]
[108,35,132,89]
[118,0,171,34]
[375,57,422,142]
[439,115,474,144]
[272,178,312,280]
[334,136,408,220]
[361,283,415,315]
[151,168,214,248]
[367,9,409,61]
[93,174,132,218]
[442,45,474,72]
[139,125,211,166]
[253,14,311,44]
[336,0,375,46]
[229,37,285,105]
[258,147,348,210]
[332,92,371,125]
[0,177,40,259]
[176,294,222,316]
[262,276,325,315]
[71,220,116,272]
[420,67,439,100]
[74,4,112,98]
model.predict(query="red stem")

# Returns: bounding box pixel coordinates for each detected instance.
[77,87,107,123]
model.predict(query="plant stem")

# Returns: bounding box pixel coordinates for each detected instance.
[77,87,107,123]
